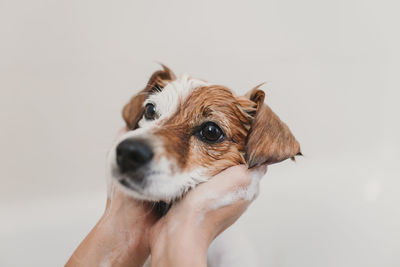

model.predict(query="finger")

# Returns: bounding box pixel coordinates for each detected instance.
[206,165,252,191]
[208,165,264,205]
[184,165,253,211]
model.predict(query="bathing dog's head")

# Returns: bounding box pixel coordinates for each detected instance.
[108,66,301,202]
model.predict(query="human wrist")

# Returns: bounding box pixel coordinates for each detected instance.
[150,214,210,267]
[100,198,157,251]
[87,211,153,266]
[151,235,208,267]
[66,216,150,267]
[99,210,151,247]
[67,197,156,267]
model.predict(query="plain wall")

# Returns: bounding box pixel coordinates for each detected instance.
[1,0,399,266]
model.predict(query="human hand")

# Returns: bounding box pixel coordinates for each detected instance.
[67,128,267,267]
[149,164,267,267]
[66,127,157,267]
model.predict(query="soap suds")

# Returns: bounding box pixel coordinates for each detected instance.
[197,168,266,223]
[209,168,264,210]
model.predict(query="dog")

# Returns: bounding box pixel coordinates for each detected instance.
[107,65,301,266]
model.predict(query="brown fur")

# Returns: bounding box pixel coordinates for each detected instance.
[244,87,301,167]
[122,67,301,177]
[154,85,254,176]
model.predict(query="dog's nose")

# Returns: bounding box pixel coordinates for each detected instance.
[116,139,153,173]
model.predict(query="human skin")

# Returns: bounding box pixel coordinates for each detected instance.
[149,164,266,267]
[66,129,267,267]
[65,184,158,267]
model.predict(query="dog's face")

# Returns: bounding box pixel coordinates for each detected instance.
[108,66,301,202]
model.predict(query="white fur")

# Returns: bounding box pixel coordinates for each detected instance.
[107,76,211,202]
[140,75,210,128]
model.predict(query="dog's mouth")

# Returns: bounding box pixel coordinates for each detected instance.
[118,178,141,191]
[112,167,147,190]
[113,167,172,216]
[112,165,165,194]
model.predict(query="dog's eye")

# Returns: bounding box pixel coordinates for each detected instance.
[144,103,156,120]
[198,122,224,143]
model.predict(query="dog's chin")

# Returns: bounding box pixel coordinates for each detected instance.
[111,178,173,217]
[109,163,208,203]
[111,172,184,203]
[115,180,161,202]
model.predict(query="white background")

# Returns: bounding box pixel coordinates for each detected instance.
[1,0,399,266]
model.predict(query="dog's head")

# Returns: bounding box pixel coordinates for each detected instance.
[108,66,301,202]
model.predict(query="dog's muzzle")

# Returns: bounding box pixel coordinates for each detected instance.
[116,139,153,179]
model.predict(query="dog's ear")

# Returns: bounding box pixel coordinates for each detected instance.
[242,86,301,168]
[122,65,176,129]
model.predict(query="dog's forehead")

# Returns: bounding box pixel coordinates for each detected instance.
[145,75,210,119]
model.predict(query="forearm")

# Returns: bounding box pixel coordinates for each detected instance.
[149,165,263,267]
[66,216,150,267]
[66,195,157,267]
[150,216,210,267]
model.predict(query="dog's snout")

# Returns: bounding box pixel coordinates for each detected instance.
[116,139,153,173]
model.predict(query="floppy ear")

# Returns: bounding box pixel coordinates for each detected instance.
[122,65,176,129]
[244,87,301,168]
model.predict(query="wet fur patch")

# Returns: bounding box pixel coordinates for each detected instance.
[154,85,256,176]
[116,67,301,202]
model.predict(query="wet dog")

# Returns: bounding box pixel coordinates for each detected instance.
[107,65,301,266]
